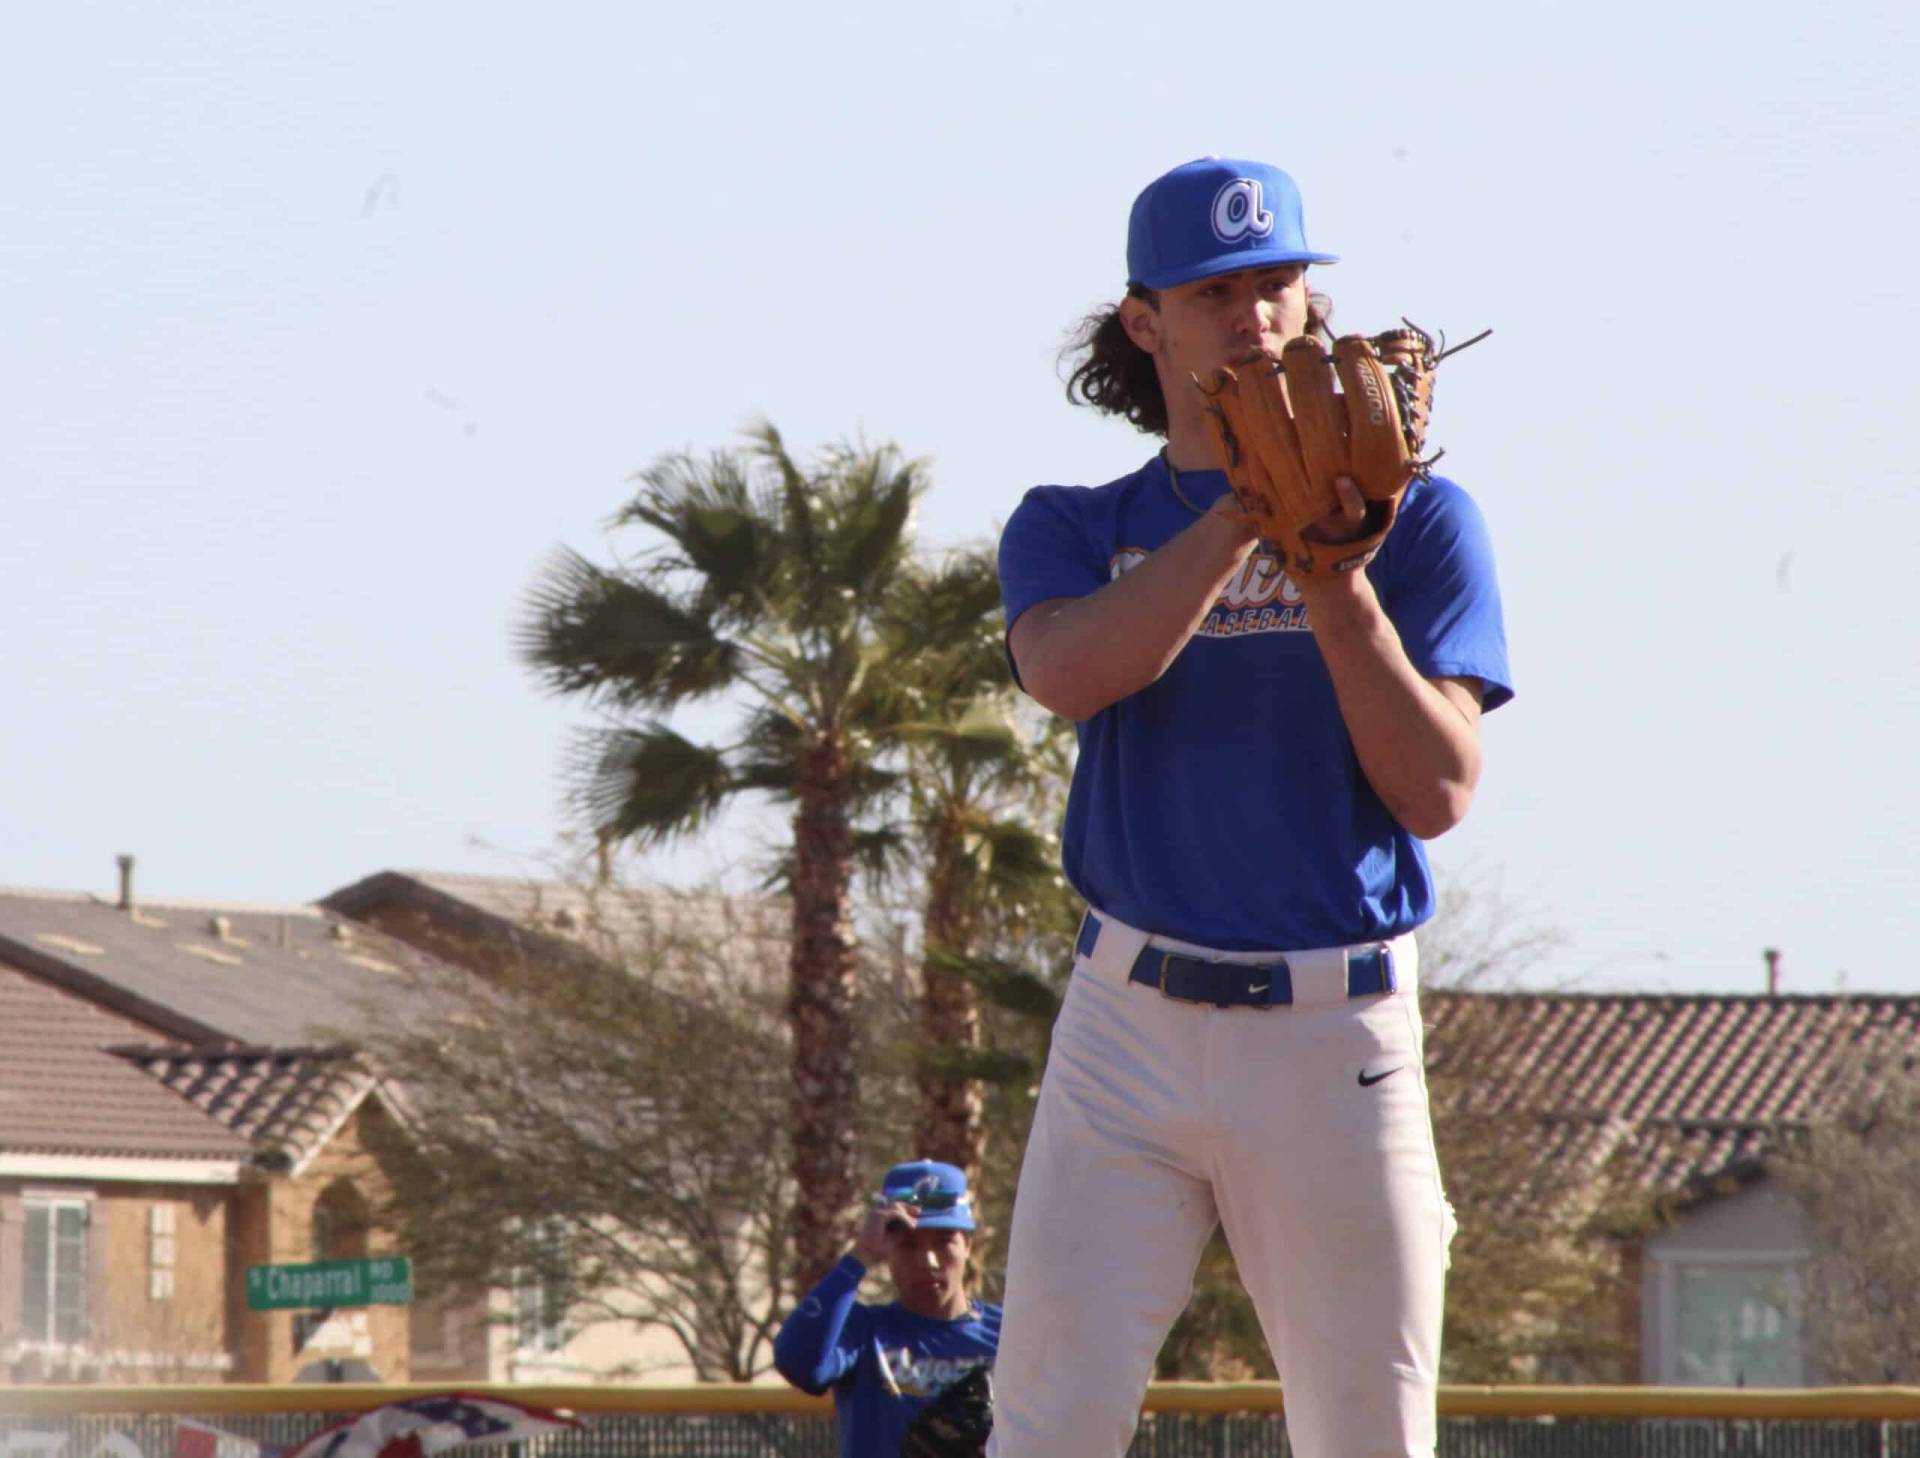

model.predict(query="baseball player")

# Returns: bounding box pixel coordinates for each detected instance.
[774,1159,1001,1458]
[988,157,1513,1458]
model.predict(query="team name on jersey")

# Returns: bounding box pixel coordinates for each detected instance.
[883,1349,990,1398]
[1111,547,1311,636]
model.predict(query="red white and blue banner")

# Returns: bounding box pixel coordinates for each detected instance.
[284,1396,583,1458]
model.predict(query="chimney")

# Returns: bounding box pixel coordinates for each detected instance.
[1764,947,1781,997]
[116,854,136,912]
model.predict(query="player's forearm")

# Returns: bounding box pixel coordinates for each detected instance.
[1012,511,1256,720]
[1297,576,1482,839]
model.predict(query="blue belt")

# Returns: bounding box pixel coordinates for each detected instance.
[1077,912,1396,1010]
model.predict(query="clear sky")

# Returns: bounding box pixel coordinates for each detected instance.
[6,0,1916,996]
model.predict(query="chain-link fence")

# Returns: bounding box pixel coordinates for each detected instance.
[8,1406,1920,1458]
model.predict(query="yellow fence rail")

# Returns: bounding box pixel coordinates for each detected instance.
[4,1383,1920,1422]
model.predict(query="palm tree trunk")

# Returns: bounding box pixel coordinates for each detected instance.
[916,811,985,1183]
[788,735,860,1289]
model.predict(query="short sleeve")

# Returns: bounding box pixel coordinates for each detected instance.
[997,486,1108,635]
[1377,479,1514,712]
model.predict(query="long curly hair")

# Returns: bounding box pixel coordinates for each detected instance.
[1061,284,1335,437]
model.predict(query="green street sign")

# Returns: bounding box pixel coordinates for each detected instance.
[246,1256,413,1312]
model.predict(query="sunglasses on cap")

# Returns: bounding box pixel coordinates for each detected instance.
[877,1186,962,1211]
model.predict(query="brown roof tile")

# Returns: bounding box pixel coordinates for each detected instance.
[114,1045,376,1170]
[1427,991,1920,1191]
[0,963,250,1160]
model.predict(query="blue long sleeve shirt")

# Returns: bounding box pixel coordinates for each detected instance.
[772,1254,1001,1458]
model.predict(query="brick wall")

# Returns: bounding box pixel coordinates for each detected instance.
[228,1103,415,1383]
[0,1180,234,1383]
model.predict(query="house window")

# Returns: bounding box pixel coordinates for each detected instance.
[21,1199,89,1345]
[1671,1260,1804,1386]
[512,1221,569,1353]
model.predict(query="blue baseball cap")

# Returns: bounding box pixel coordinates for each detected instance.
[1126,157,1338,290]
[878,1159,975,1232]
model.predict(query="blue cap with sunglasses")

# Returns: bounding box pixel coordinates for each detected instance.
[877,1159,975,1232]
[1126,156,1339,291]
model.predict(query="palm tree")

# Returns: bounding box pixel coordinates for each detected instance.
[875,550,1067,1184]
[517,422,923,1286]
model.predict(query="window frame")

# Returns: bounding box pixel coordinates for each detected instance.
[1653,1246,1809,1386]
[20,1194,92,1348]
[510,1219,570,1355]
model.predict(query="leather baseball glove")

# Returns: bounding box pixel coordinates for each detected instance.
[1195,323,1487,576]
[899,1364,993,1458]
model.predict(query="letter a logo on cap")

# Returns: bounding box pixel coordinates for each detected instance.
[1210,178,1275,244]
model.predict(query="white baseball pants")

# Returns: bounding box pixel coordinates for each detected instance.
[986,911,1454,1458]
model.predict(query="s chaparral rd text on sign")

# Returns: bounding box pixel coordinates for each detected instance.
[246,1257,413,1311]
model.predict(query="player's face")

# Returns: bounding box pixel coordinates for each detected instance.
[886,1225,972,1319]
[1124,264,1312,379]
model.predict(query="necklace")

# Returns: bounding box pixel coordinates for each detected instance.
[1162,449,1206,516]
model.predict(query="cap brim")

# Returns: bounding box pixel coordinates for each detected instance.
[910,1211,975,1232]
[1135,247,1339,291]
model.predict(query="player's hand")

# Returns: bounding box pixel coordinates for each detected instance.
[1302,474,1369,544]
[1204,490,1262,546]
[854,1201,916,1265]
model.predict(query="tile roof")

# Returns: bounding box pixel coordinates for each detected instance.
[0,888,459,1047]
[113,1044,377,1172]
[1424,991,1920,1192]
[323,869,789,987]
[0,963,250,1160]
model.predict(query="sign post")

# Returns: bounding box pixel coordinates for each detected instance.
[246,1256,413,1312]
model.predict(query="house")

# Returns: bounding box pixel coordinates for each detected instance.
[26,857,1905,1389]
[0,875,488,1384]
[2,864,791,1386]
[321,869,792,1382]
[1423,988,1920,1386]
[118,1041,433,1385]
[337,872,1916,1388]
[0,963,249,1382]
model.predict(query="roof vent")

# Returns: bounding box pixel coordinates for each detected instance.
[328,922,353,943]
[116,854,136,912]
[208,914,234,942]
[1764,947,1781,997]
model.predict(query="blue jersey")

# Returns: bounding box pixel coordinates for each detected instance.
[773,1255,1002,1458]
[997,455,1513,951]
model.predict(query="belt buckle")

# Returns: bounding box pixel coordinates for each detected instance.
[1155,950,1224,1006]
